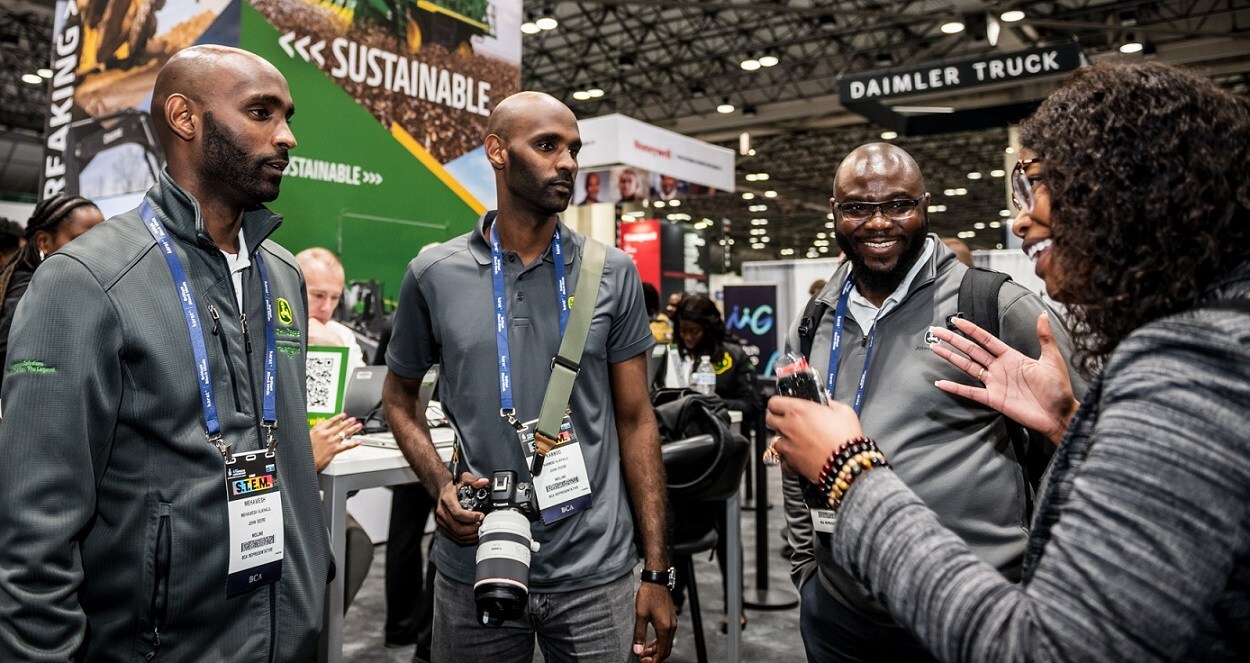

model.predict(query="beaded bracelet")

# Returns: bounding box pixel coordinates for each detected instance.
[820,436,889,512]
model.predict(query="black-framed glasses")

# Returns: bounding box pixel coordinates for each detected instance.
[1011,158,1044,212]
[833,196,924,222]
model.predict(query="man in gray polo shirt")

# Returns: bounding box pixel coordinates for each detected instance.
[383,91,676,663]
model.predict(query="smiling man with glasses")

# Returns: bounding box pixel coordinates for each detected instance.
[780,142,1085,662]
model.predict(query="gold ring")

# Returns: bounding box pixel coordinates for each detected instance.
[978,368,987,382]
[762,445,783,467]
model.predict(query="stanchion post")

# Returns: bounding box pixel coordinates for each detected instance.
[744,391,798,610]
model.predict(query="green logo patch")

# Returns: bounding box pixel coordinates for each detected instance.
[276,298,295,326]
[7,360,56,375]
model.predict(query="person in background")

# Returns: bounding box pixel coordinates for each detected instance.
[666,293,760,630]
[0,45,330,659]
[768,61,1250,662]
[0,218,24,267]
[0,195,104,389]
[296,247,365,371]
[618,167,644,202]
[941,236,974,267]
[294,247,371,613]
[652,174,683,200]
[579,171,602,205]
[807,278,827,297]
[643,281,673,345]
[781,142,1084,662]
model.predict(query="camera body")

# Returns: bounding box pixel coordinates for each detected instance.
[458,469,540,519]
[459,470,542,626]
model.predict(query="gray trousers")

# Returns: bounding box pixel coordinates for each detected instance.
[431,570,635,663]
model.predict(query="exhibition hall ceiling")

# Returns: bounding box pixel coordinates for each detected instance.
[3,0,1249,262]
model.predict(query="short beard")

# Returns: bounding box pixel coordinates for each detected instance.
[203,111,281,205]
[836,229,929,296]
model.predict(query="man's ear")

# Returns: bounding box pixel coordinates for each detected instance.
[484,134,506,170]
[165,93,197,142]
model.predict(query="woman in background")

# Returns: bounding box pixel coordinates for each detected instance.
[0,195,104,388]
[768,62,1250,661]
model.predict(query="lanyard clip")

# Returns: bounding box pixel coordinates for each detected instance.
[499,409,524,431]
[209,432,233,463]
[262,421,278,455]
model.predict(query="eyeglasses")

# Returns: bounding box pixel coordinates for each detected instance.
[833,196,924,222]
[1011,158,1044,212]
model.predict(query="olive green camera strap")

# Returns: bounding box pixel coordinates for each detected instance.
[530,238,608,475]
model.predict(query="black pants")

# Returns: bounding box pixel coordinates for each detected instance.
[799,575,936,662]
[385,483,435,651]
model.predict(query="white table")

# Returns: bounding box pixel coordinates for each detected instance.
[317,431,453,663]
[316,421,743,663]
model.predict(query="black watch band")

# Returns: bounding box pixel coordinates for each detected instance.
[640,567,676,591]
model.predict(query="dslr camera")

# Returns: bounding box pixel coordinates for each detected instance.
[458,470,541,626]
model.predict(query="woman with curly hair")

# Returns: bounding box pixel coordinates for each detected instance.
[767,61,1250,661]
[0,195,104,389]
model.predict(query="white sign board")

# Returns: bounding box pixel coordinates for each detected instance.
[577,114,735,192]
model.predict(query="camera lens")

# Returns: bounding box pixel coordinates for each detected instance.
[474,509,535,625]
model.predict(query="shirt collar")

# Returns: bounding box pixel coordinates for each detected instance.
[469,211,578,267]
[847,236,934,327]
[220,228,252,275]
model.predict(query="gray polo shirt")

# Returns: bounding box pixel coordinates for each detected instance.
[387,211,654,592]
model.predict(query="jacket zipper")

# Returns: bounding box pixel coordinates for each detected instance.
[209,305,242,410]
[145,508,172,660]
[267,583,278,662]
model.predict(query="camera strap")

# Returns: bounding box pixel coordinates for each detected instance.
[530,237,607,476]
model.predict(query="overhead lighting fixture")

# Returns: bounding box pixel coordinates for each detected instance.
[586,86,604,98]
[941,21,965,34]
[717,97,736,114]
[824,221,835,228]
[742,192,755,200]
[754,173,769,181]
[826,212,835,220]
[521,13,541,34]
[37,68,53,78]
[654,200,666,208]
[893,105,956,114]
[1000,9,1026,22]
[763,190,777,198]
[758,51,779,67]
[1120,39,1144,54]
[748,148,756,156]
[740,55,761,71]
[739,132,750,156]
[880,130,898,140]
[669,199,681,207]
[1000,209,1013,217]
[572,90,591,101]
[21,73,42,85]
[745,174,758,182]
[535,8,558,31]
[967,171,983,180]
[780,248,795,256]
[974,222,986,229]
[990,169,1006,178]
[956,187,968,195]
[943,188,956,196]
[989,221,1002,228]
[1005,147,1016,155]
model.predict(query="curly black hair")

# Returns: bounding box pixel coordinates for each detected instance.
[1018,62,1250,375]
[0,195,101,300]
[671,294,726,359]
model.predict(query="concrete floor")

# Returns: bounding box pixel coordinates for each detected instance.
[339,466,807,663]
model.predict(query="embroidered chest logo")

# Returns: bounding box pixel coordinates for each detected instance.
[276,298,295,326]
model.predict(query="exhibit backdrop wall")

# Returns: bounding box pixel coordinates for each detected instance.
[41,0,520,294]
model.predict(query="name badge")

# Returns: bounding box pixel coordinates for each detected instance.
[517,414,593,524]
[225,451,284,597]
[810,508,837,534]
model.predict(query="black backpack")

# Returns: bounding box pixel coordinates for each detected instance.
[651,388,751,502]
[796,267,1052,511]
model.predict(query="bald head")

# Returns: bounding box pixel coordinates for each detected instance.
[834,143,925,200]
[485,91,576,142]
[153,45,288,147]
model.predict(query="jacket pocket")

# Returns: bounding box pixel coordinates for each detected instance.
[144,502,172,660]
[209,305,242,411]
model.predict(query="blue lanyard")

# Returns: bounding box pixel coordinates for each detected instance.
[826,276,879,415]
[140,202,278,457]
[490,223,569,421]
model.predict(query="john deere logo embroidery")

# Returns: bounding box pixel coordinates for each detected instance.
[276,298,294,326]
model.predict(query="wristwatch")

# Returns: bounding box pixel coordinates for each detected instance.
[640,567,676,591]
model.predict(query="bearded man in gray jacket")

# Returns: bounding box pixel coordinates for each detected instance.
[0,46,330,660]
[782,143,1086,661]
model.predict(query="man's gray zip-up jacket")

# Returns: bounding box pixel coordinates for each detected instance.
[0,172,330,661]
[782,236,1086,624]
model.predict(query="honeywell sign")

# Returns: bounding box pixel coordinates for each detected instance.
[577,114,735,192]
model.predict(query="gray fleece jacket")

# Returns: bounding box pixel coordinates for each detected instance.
[0,172,330,661]
[783,236,1085,624]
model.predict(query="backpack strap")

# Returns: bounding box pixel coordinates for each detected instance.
[952,266,1012,338]
[796,293,830,360]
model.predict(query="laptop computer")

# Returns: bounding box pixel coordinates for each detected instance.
[350,366,443,449]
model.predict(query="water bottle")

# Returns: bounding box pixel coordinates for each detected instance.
[692,355,716,395]
[774,352,828,404]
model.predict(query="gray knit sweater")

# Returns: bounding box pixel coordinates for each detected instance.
[831,273,1250,661]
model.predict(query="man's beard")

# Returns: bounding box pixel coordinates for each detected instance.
[836,226,928,296]
[508,148,573,215]
[203,112,284,205]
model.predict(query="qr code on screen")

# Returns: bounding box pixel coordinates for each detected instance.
[306,356,337,411]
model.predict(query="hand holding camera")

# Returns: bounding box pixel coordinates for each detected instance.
[436,472,488,547]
